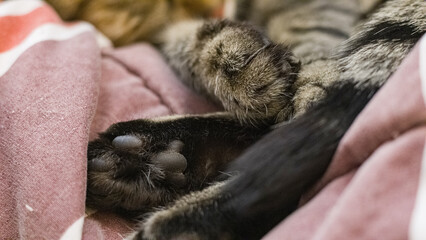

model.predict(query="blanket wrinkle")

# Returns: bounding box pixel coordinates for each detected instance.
[311,127,425,240]
[1,1,425,239]
[102,44,221,115]
[0,1,217,238]
[1,32,100,239]
[102,51,174,115]
[89,56,171,140]
[305,41,426,200]
[264,37,426,240]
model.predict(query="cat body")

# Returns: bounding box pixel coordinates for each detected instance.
[45,0,223,46]
[85,0,426,239]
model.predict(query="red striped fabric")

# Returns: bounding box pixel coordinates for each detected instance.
[0,1,217,239]
[0,5,60,52]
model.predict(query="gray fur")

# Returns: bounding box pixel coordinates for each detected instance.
[131,0,425,239]
[85,0,426,239]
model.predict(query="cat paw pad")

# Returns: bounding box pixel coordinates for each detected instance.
[151,140,187,187]
[87,131,189,211]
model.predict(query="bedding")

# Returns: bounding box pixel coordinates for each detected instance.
[0,1,425,239]
[263,37,426,240]
[0,1,218,239]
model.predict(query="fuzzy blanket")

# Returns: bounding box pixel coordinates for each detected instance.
[1,1,425,239]
[263,36,426,240]
[0,1,218,239]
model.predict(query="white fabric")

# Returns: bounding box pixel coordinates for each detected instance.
[59,216,84,240]
[0,0,43,17]
[0,22,95,77]
[409,35,426,240]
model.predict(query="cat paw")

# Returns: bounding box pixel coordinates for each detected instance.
[170,20,301,124]
[127,182,233,240]
[86,120,190,212]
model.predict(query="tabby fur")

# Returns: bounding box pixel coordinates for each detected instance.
[45,0,222,46]
[85,0,425,239]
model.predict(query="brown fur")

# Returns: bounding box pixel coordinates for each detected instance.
[45,0,223,46]
[159,20,300,124]
[81,0,425,239]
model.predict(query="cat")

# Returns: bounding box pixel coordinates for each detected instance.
[44,0,223,46]
[86,0,425,239]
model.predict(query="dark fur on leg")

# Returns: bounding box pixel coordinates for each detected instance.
[86,113,269,214]
[222,81,378,239]
[135,81,378,240]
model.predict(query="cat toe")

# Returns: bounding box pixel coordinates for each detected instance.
[151,141,187,172]
[152,151,187,172]
[112,135,144,149]
[151,140,187,188]
[88,157,112,172]
[165,172,186,188]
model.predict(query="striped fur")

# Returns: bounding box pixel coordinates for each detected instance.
[85,0,426,239]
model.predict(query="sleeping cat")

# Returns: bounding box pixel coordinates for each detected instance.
[86,0,425,239]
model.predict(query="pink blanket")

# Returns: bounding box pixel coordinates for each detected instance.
[1,1,425,239]
[0,1,218,239]
[263,38,426,240]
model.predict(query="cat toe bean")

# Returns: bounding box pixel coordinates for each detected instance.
[151,151,187,173]
[112,135,143,149]
[166,172,186,188]
[168,140,184,152]
[88,158,112,172]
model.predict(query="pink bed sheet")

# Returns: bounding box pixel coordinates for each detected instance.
[1,1,425,239]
